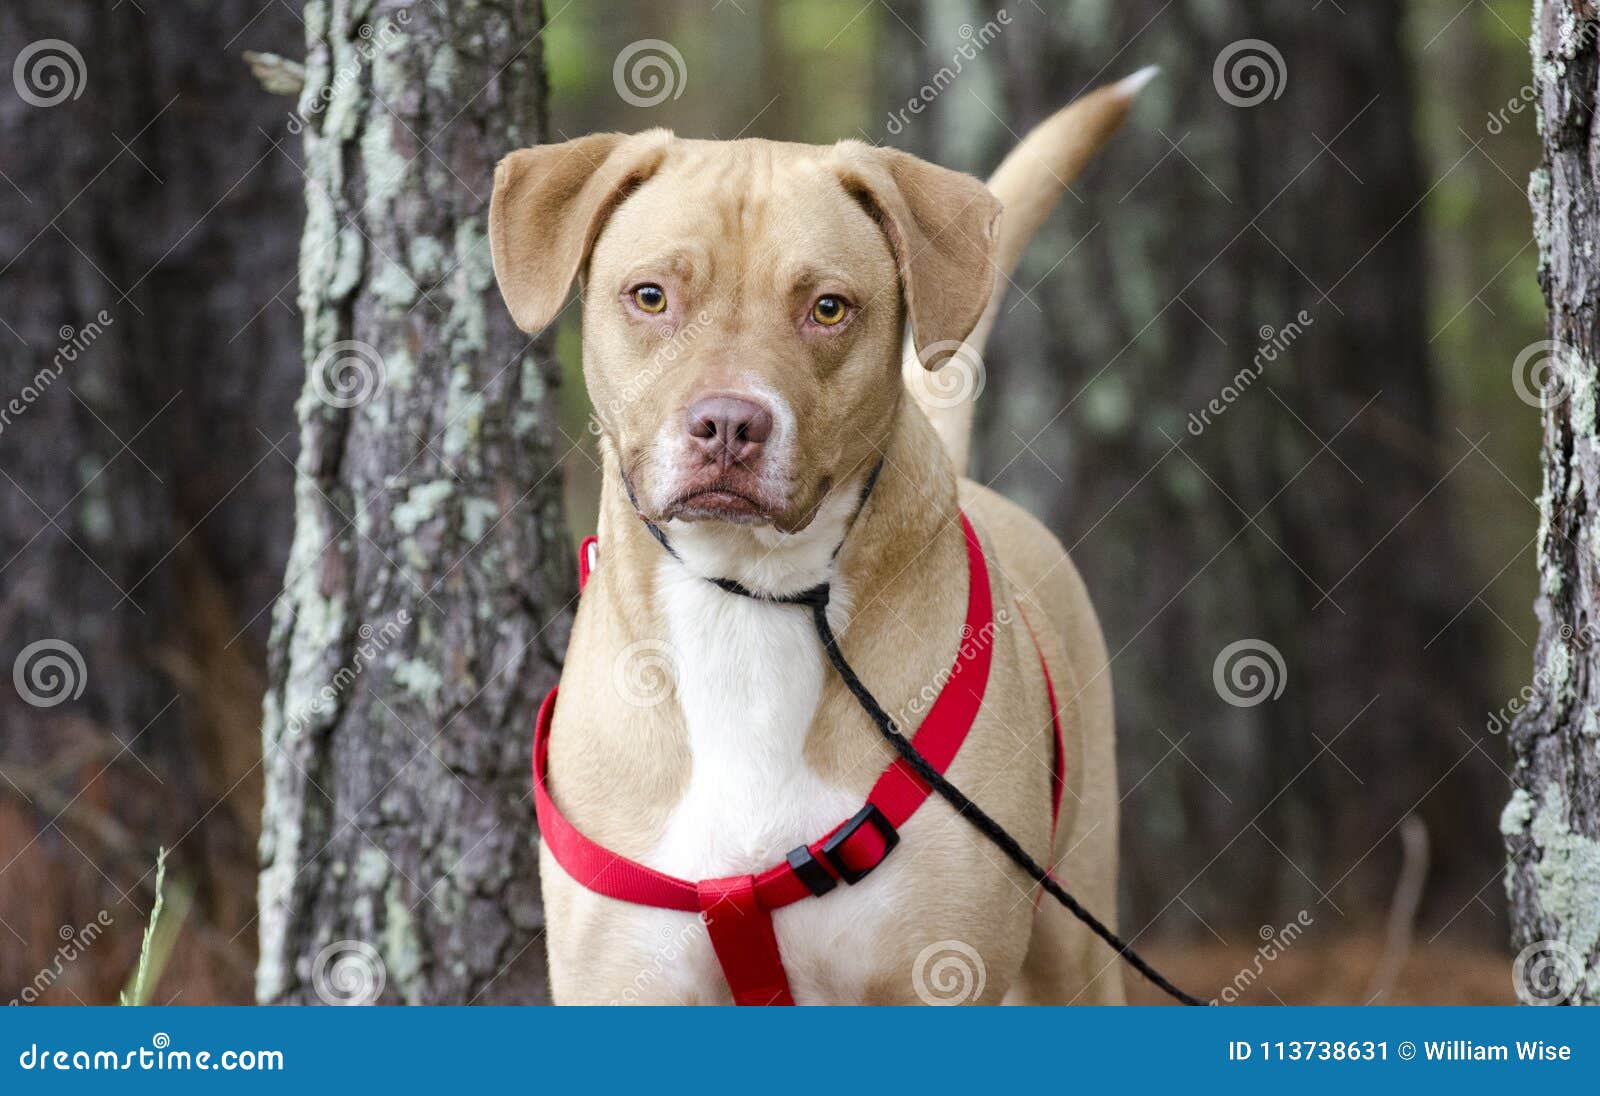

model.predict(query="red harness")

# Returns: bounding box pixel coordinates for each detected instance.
[533,511,1065,1005]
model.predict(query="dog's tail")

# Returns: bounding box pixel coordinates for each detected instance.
[905,67,1157,474]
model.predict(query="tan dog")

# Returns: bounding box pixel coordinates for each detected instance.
[490,71,1153,1005]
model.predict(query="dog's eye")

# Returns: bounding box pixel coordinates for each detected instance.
[632,284,667,313]
[810,295,848,326]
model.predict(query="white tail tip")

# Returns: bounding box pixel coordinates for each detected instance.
[1115,65,1161,98]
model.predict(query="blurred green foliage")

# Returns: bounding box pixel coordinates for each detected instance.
[1413,0,1544,696]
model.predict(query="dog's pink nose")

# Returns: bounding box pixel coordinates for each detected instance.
[685,395,773,469]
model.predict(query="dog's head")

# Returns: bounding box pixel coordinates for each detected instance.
[489,131,999,534]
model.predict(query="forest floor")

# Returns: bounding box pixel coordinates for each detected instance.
[1127,931,1515,1005]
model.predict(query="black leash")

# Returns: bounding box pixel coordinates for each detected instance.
[631,466,1204,1005]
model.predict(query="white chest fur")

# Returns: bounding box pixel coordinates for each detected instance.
[635,565,898,1004]
[649,565,856,877]
[618,483,902,1004]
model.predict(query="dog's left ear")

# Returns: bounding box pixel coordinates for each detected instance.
[833,144,1001,365]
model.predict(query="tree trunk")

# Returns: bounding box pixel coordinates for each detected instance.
[882,1,1499,937]
[1505,0,1600,1008]
[256,0,569,1005]
[1,1,301,1004]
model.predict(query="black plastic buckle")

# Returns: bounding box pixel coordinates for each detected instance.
[786,845,837,897]
[819,804,899,885]
[787,804,900,897]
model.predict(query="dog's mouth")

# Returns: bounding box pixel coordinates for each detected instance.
[661,483,774,524]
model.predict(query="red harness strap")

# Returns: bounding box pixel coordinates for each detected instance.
[534,511,1066,1004]
[1017,606,1067,834]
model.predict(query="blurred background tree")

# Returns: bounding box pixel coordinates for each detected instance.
[0,0,1558,1004]
[880,0,1502,938]
[1,0,301,1004]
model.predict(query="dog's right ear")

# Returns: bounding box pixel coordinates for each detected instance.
[489,130,672,332]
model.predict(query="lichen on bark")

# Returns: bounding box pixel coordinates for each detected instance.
[1506,0,1600,1005]
[258,0,568,1005]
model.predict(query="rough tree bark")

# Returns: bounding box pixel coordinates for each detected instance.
[882,1,1499,935]
[257,0,570,1005]
[1,1,301,1003]
[1505,0,1600,1007]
